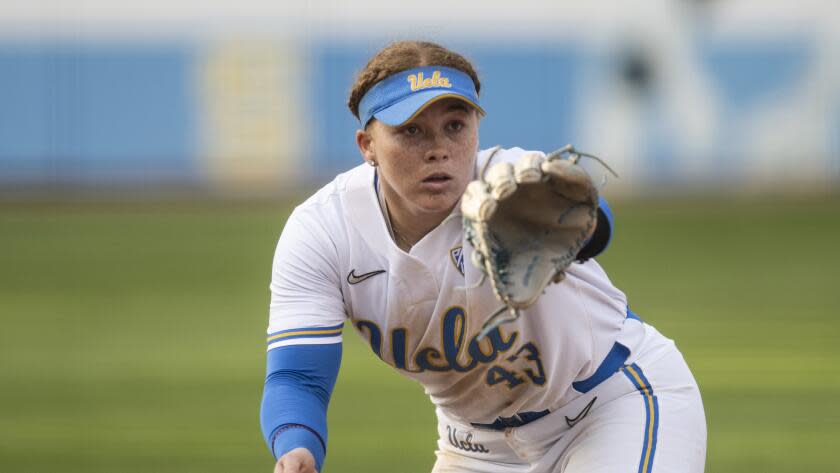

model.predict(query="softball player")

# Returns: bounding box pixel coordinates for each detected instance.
[261,41,706,473]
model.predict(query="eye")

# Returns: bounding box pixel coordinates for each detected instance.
[401,124,421,136]
[447,120,465,132]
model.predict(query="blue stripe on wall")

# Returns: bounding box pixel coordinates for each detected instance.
[0,44,196,183]
[0,38,832,187]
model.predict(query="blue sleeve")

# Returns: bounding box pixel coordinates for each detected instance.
[260,343,342,472]
[577,196,614,261]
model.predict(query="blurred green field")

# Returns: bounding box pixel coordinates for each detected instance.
[1,197,839,473]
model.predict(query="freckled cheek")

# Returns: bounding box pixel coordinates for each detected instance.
[453,141,478,180]
[379,158,422,196]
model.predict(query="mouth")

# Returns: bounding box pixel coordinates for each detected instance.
[422,173,453,184]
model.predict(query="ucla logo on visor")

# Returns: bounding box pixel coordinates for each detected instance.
[408,70,451,91]
[358,66,484,127]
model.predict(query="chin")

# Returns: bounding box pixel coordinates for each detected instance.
[416,192,460,215]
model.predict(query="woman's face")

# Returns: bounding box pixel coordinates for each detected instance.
[357,98,480,219]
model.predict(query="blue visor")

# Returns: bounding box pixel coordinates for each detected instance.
[358,66,484,127]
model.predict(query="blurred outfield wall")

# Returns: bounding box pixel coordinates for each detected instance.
[0,1,838,195]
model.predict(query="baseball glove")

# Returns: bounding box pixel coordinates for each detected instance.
[461,145,613,338]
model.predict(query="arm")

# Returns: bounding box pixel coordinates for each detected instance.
[577,196,614,261]
[261,343,342,473]
[263,207,347,472]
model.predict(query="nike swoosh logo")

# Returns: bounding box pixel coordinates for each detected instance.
[565,396,597,428]
[347,269,386,285]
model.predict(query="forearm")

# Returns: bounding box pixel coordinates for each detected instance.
[260,343,342,471]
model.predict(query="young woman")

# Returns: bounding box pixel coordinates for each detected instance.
[261,41,706,473]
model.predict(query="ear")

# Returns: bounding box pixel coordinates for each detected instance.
[356,129,375,163]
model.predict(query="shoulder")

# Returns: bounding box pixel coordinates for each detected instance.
[275,162,379,269]
[567,258,627,303]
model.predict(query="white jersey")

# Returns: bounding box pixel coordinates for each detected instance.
[268,147,647,426]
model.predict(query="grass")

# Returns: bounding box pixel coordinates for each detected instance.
[1,196,838,472]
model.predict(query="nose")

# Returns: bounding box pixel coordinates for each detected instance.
[423,134,449,163]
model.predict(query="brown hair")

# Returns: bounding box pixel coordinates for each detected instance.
[347,41,481,121]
